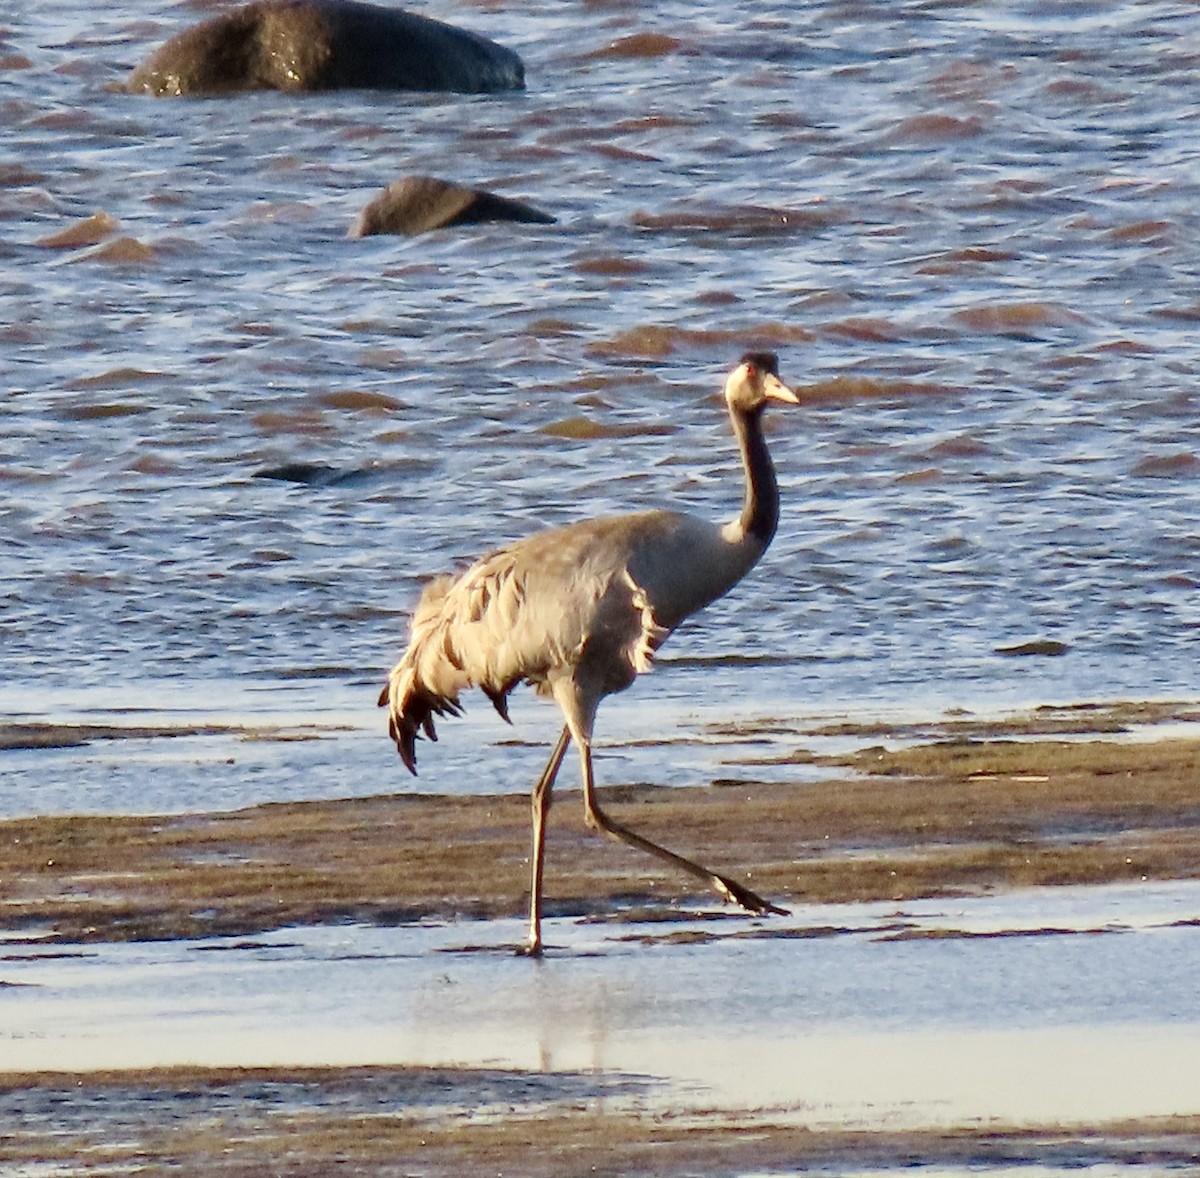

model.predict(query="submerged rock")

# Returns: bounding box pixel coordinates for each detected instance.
[254,461,387,486]
[348,175,555,237]
[125,0,524,96]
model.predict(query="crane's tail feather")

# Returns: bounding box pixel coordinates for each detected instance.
[379,665,469,775]
[378,562,522,773]
[482,684,513,724]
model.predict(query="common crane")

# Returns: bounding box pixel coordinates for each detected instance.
[380,353,796,954]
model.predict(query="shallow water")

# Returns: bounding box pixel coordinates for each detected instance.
[3,3,1200,813]
[3,880,1199,1129]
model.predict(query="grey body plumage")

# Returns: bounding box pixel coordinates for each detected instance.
[380,353,797,953]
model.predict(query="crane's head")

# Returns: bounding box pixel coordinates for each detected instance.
[724,352,800,413]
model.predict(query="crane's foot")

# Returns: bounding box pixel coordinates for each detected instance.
[712,872,789,917]
[515,936,544,958]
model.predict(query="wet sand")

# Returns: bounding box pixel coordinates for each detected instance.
[2,700,1197,944]
[2,702,1199,1174]
[3,1064,1198,1177]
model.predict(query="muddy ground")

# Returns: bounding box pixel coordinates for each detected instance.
[2,1065,1199,1177]
[2,700,1198,1174]
[2,700,1198,945]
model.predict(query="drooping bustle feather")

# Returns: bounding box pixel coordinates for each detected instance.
[378,514,683,774]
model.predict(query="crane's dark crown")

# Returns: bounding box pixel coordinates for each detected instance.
[738,351,780,377]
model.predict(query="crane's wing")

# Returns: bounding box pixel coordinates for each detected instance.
[378,513,676,773]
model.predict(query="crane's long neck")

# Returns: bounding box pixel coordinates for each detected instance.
[727,402,780,549]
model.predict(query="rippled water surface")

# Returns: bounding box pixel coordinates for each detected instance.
[3,1,1199,813]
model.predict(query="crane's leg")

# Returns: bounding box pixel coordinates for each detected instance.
[574,736,788,919]
[519,725,572,957]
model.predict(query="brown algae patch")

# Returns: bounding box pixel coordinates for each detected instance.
[0,719,341,751]
[790,374,960,404]
[1,711,1198,943]
[585,321,816,360]
[0,721,231,751]
[713,698,1200,743]
[35,210,120,249]
[584,31,687,60]
[951,301,1088,335]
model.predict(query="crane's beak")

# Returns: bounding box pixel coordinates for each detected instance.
[764,372,801,405]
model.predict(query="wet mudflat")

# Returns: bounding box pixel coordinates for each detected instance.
[2,699,1197,943]
[2,705,1199,1175]
[2,1064,1198,1177]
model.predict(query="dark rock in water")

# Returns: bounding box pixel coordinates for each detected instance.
[254,462,345,485]
[994,639,1071,657]
[255,462,336,484]
[349,175,555,237]
[255,458,391,487]
[125,0,524,96]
